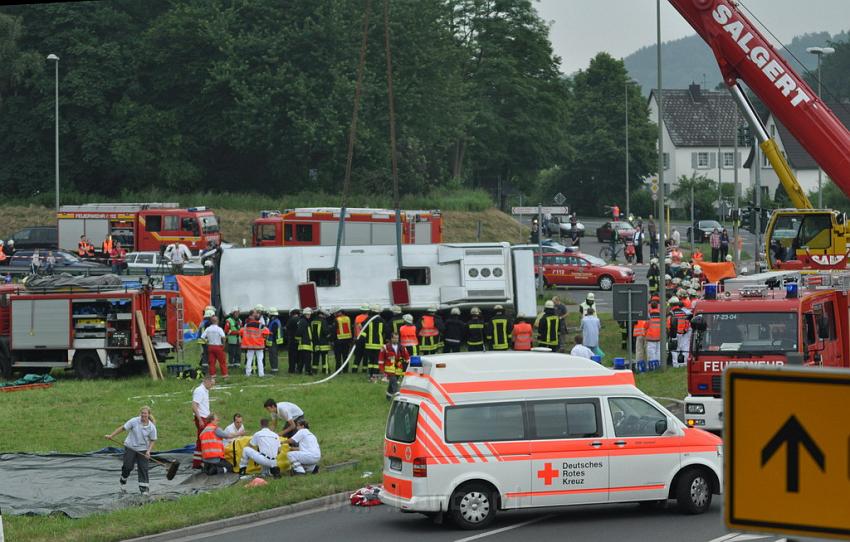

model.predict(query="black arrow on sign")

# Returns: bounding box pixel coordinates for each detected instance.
[761,415,825,493]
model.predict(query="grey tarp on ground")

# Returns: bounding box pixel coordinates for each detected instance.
[23,273,125,290]
[0,451,238,517]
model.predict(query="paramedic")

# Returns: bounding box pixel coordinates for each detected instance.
[645,302,662,363]
[570,335,595,360]
[287,418,321,475]
[264,398,305,438]
[399,314,419,356]
[201,315,228,378]
[105,405,157,494]
[238,418,282,478]
[241,310,270,377]
[580,308,602,356]
[191,376,215,469]
[379,332,410,399]
[199,413,237,475]
[417,306,442,355]
[223,413,247,447]
[511,318,533,350]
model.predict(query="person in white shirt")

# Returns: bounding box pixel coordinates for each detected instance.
[580,308,602,353]
[191,376,214,468]
[287,419,321,475]
[263,398,304,438]
[201,316,228,378]
[105,406,157,494]
[223,413,247,447]
[238,419,282,477]
[570,334,596,360]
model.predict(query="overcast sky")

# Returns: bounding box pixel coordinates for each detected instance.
[536,0,850,74]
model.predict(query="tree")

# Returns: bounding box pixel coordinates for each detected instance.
[669,174,718,219]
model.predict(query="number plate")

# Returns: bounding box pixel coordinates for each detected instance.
[390,457,402,471]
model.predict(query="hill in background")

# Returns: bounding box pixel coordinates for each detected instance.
[624,30,849,94]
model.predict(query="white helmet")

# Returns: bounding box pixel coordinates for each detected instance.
[681,262,691,269]
[370,304,380,313]
[688,288,698,296]
[494,304,504,311]
[544,300,554,309]
[672,277,681,285]
[725,254,733,262]
[677,288,687,297]
[586,293,595,301]
[230,306,239,314]
[391,305,401,315]
[428,305,438,313]
[402,314,413,324]
[664,274,672,281]
[693,265,702,274]
[268,307,279,316]
[669,296,680,305]
[450,307,461,315]
[471,307,481,315]
[254,304,265,313]
[359,304,370,312]
[203,308,215,318]
[7,240,13,246]
[650,257,658,265]
[0,240,5,246]
[665,258,672,265]
[303,307,313,316]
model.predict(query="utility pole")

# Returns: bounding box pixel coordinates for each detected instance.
[656,0,667,370]
[755,142,762,270]
[733,107,740,263]
[625,79,630,219]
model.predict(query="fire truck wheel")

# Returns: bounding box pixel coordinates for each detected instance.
[449,481,497,530]
[675,468,712,514]
[74,351,103,379]
[0,338,11,379]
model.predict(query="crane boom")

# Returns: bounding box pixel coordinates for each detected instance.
[669,0,850,200]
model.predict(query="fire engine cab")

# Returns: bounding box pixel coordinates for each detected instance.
[57,203,221,254]
[251,207,442,247]
[685,271,850,430]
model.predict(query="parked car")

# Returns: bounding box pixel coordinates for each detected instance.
[124,251,205,275]
[512,244,565,255]
[2,249,109,275]
[687,220,723,243]
[534,251,634,291]
[596,221,636,242]
[544,215,585,238]
[10,226,58,250]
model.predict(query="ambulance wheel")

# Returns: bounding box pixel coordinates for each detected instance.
[74,351,102,379]
[449,482,497,530]
[598,275,614,291]
[676,468,712,514]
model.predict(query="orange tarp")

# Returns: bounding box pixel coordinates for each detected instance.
[175,275,211,326]
[699,261,736,283]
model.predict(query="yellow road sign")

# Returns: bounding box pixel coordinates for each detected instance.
[725,366,850,539]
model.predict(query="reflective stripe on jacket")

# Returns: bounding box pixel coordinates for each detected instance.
[537,314,559,347]
[200,423,225,460]
[240,320,268,350]
[512,322,533,350]
[489,318,511,350]
[399,324,419,347]
[335,315,352,340]
[645,316,661,341]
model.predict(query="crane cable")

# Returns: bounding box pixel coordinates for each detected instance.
[383,0,404,274]
[334,0,372,270]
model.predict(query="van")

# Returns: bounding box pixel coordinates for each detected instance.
[381,353,723,529]
[10,226,58,250]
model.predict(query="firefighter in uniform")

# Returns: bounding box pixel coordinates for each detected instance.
[417,306,442,355]
[266,308,283,374]
[399,314,419,356]
[536,300,560,350]
[285,308,301,374]
[224,308,242,369]
[297,308,315,375]
[311,309,332,374]
[332,308,352,372]
[385,305,405,340]
[378,332,410,400]
[647,258,660,296]
[668,296,690,367]
[353,304,370,373]
[197,307,215,372]
[442,307,466,353]
[511,318,533,351]
[578,293,596,317]
[363,305,385,381]
[645,303,662,364]
[465,307,486,351]
[486,305,512,351]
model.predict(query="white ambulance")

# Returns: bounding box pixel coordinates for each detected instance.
[381,353,723,529]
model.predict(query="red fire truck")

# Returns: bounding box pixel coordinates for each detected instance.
[0,281,184,379]
[251,207,442,247]
[57,203,221,254]
[684,271,850,430]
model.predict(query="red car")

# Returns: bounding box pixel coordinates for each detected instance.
[533,252,635,291]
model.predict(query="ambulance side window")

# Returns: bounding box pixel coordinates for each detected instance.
[608,397,667,438]
[528,399,601,439]
[445,402,526,443]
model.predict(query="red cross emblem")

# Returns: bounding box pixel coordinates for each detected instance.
[537,463,559,486]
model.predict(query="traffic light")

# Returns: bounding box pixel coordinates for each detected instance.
[737,125,753,147]
[741,206,754,233]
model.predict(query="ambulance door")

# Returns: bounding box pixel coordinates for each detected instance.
[605,396,679,503]
[528,398,609,506]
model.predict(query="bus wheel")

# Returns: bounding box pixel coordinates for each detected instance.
[449,482,497,530]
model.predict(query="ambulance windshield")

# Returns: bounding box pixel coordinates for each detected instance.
[694,312,798,353]
[386,401,419,444]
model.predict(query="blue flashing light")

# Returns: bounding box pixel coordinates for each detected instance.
[704,283,717,300]
[786,283,799,299]
[698,384,709,391]
[409,356,423,368]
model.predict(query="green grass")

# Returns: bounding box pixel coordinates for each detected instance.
[2,327,686,541]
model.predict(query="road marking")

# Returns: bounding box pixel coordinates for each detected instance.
[706,534,774,542]
[167,501,349,541]
[453,514,554,542]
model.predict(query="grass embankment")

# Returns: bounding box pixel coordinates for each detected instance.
[3,331,686,542]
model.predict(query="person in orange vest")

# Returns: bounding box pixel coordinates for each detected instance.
[511,318,533,351]
[240,310,270,377]
[352,304,370,373]
[417,306,443,354]
[379,332,410,400]
[399,314,419,356]
[668,296,691,367]
[632,319,647,365]
[102,234,114,256]
[645,302,662,363]
[332,308,353,372]
[199,413,238,475]
[0,240,6,262]
[78,235,88,257]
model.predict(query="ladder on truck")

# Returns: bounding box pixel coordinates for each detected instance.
[173,296,185,363]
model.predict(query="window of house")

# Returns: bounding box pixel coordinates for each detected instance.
[697,152,710,168]
[145,216,162,232]
[663,152,670,170]
[723,152,735,168]
[400,267,430,285]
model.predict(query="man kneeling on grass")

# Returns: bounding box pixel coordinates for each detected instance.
[239,418,282,478]
[200,413,239,475]
[287,418,321,475]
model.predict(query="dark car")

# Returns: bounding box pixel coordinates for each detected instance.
[10,226,58,250]
[595,221,636,242]
[687,220,723,243]
[2,249,110,276]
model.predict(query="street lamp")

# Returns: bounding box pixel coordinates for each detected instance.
[47,53,59,213]
[807,46,834,208]
[625,78,636,220]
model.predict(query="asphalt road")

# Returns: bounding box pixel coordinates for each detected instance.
[165,496,810,542]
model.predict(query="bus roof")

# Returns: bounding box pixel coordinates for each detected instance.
[401,353,637,405]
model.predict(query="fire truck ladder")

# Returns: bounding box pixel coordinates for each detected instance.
[173,296,185,362]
